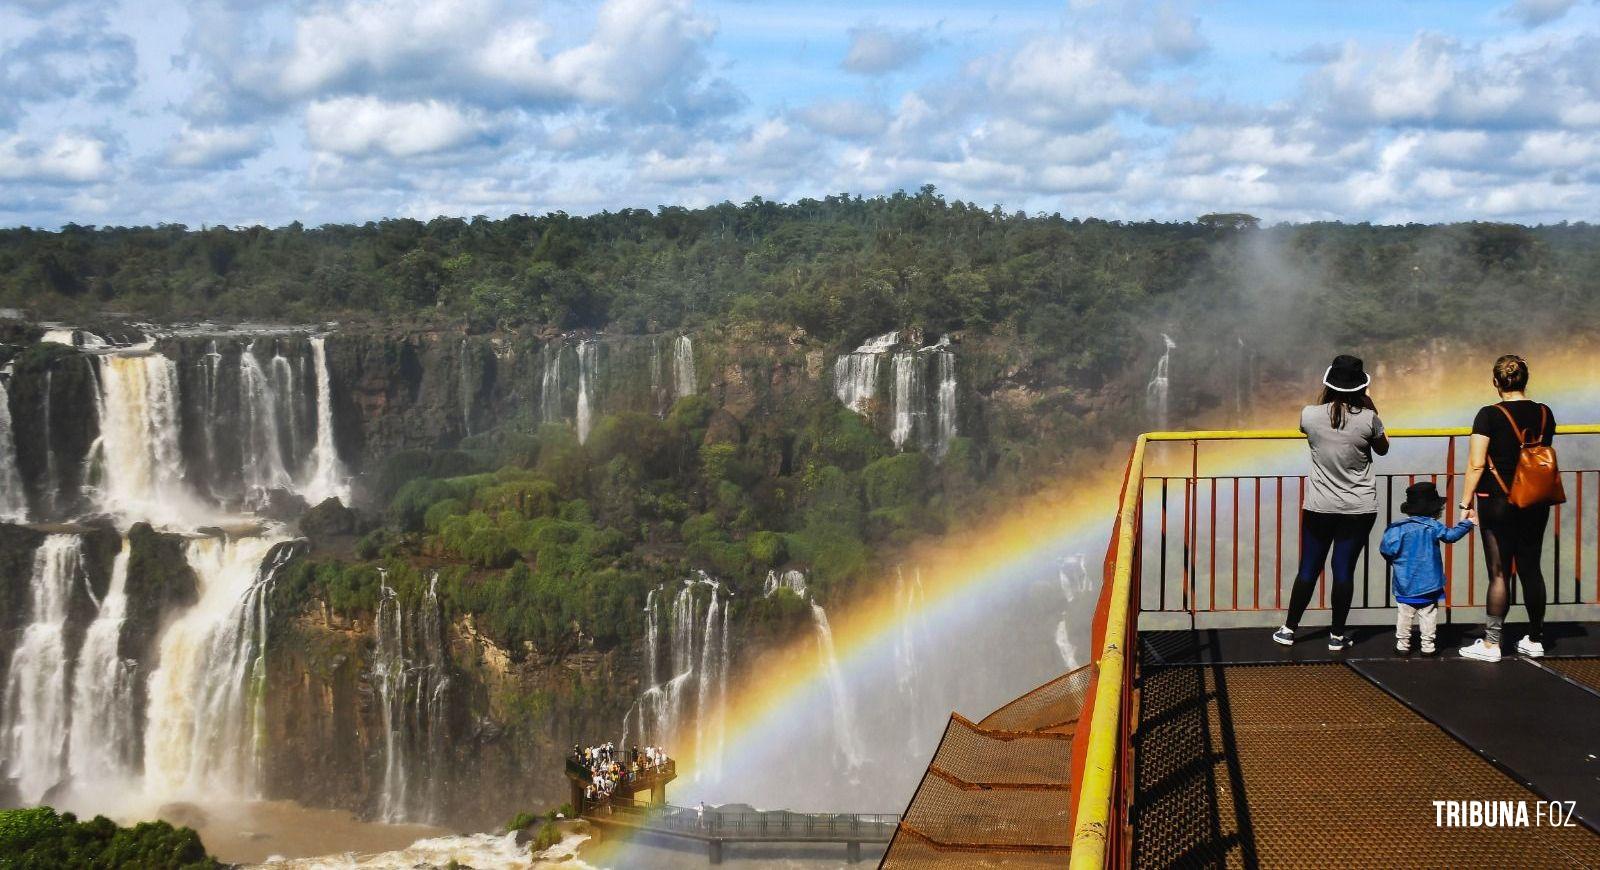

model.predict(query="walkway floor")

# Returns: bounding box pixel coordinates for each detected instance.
[1133,624,1600,868]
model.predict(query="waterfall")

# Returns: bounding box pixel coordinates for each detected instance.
[576,339,597,444]
[540,342,564,424]
[91,351,198,526]
[200,340,223,484]
[892,568,931,755]
[68,538,137,790]
[239,341,293,503]
[673,335,696,399]
[371,570,450,823]
[634,574,727,772]
[1055,555,1092,668]
[832,330,898,415]
[1146,333,1175,429]
[0,535,84,803]
[809,603,864,770]
[270,350,303,466]
[762,569,808,599]
[0,377,26,521]
[41,370,55,517]
[143,535,290,798]
[933,346,957,459]
[301,336,348,505]
[889,351,924,449]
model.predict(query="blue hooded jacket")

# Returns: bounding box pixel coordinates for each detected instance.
[1379,516,1474,604]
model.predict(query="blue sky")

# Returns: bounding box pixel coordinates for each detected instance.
[2,0,1598,228]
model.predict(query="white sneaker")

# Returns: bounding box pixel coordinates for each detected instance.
[1460,639,1503,662]
[1516,637,1545,658]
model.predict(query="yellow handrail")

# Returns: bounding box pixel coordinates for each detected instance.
[1066,422,1600,869]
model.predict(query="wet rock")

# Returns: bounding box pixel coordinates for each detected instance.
[300,497,357,544]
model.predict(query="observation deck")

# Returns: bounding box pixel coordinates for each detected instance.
[882,427,1600,868]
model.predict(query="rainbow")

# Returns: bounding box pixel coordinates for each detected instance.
[581,347,1600,866]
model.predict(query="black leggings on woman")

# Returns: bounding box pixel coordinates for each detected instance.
[1285,510,1377,635]
[1478,495,1550,643]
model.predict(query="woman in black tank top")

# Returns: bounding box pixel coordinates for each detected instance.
[1458,355,1555,662]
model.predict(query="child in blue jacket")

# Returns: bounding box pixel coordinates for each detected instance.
[1379,481,1474,656]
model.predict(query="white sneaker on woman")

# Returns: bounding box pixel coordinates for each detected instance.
[1460,639,1502,662]
[1516,637,1545,658]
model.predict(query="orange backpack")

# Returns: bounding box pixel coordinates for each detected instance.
[1487,404,1565,509]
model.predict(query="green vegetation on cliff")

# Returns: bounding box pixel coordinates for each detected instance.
[0,807,219,870]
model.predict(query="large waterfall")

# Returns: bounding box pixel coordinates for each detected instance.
[0,376,26,522]
[1147,332,1175,429]
[0,535,84,802]
[629,575,729,779]
[92,351,199,526]
[301,336,348,505]
[239,341,296,501]
[68,539,137,791]
[810,603,865,771]
[576,339,598,444]
[835,331,958,458]
[371,571,450,824]
[144,535,291,798]
[672,335,696,399]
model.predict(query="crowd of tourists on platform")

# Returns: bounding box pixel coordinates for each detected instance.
[573,742,669,805]
[1274,353,1561,662]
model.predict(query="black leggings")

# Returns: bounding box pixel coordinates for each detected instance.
[1478,496,1550,641]
[1285,510,1376,635]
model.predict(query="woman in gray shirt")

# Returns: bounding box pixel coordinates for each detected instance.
[1273,355,1390,651]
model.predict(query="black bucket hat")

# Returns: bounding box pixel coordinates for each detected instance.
[1323,354,1371,392]
[1400,481,1446,517]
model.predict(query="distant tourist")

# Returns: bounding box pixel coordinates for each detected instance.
[1458,355,1562,662]
[1380,482,1472,656]
[1273,355,1389,651]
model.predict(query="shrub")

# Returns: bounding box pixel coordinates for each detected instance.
[746,530,787,568]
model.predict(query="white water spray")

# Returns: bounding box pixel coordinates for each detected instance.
[301,336,348,505]
[1146,333,1175,429]
[832,330,898,415]
[809,603,865,771]
[576,340,597,444]
[673,335,696,399]
[0,377,26,521]
[68,538,137,791]
[540,342,564,424]
[0,534,84,802]
[91,352,201,527]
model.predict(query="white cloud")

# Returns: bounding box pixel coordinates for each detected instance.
[165,125,269,169]
[0,132,112,183]
[793,99,889,140]
[841,24,930,75]
[1501,0,1579,28]
[304,97,492,158]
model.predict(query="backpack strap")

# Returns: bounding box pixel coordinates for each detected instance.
[1494,403,1534,447]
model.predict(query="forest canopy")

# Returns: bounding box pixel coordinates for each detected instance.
[4,188,1596,363]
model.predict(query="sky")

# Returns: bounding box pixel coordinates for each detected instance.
[2,0,1599,228]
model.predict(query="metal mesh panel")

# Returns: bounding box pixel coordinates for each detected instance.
[1135,663,1600,869]
[900,772,1071,848]
[881,668,1090,867]
[1546,657,1600,694]
[927,717,1070,786]
[978,665,1093,733]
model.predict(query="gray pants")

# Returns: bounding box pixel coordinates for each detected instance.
[1397,602,1439,649]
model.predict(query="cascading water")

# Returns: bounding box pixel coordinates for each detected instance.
[809,603,865,771]
[890,352,924,449]
[1147,333,1175,429]
[0,535,84,803]
[458,338,473,437]
[91,351,199,527]
[630,575,728,777]
[371,570,450,823]
[892,567,930,755]
[673,334,696,399]
[0,376,27,521]
[933,345,957,458]
[301,336,348,505]
[143,535,290,798]
[576,339,597,444]
[1054,554,1093,668]
[239,341,293,503]
[832,330,898,414]
[762,569,808,599]
[270,349,303,465]
[540,342,564,424]
[68,538,137,790]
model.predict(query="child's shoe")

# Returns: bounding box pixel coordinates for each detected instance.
[1516,637,1545,658]
[1328,633,1351,652]
[1420,638,1438,656]
[1395,640,1412,656]
[1271,626,1295,646]
[1460,639,1502,662]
